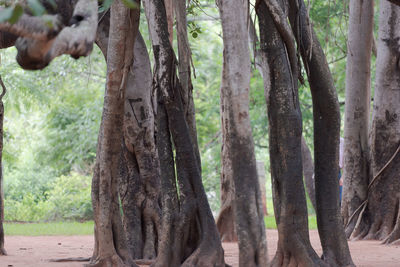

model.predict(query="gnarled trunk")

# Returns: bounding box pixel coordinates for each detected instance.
[351,0,400,245]
[341,0,373,238]
[257,1,323,266]
[143,0,226,266]
[119,32,161,260]
[89,1,140,266]
[218,0,268,266]
[288,0,354,265]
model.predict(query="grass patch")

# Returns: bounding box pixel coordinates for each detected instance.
[4,217,317,236]
[264,215,317,229]
[4,221,94,236]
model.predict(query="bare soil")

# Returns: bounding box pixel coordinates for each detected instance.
[1,230,399,267]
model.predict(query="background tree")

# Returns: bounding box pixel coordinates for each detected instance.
[348,0,400,245]
[218,0,268,266]
[341,0,373,237]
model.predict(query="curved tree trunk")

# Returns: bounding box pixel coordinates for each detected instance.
[288,0,354,265]
[0,76,6,256]
[88,1,140,266]
[341,0,373,238]
[257,1,324,266]
[352,0,400,245]
[218,1,268,266]
[143,0,226,266]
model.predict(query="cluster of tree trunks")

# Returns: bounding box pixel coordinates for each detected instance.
[343,0,400,245]
[13,0,400,265]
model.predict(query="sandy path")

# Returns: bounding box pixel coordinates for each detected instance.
[1,230,399,267]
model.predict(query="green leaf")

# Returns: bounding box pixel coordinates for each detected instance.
[27,0,46,16]
[9,4,24,24]
[99,0,113,11]
[121,0,138,9]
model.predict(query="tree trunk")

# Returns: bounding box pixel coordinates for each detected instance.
[119,32,161,260]
[341,0,373,238]
[88,1,140,266]
[143,0,226,266]
[0,76,6,256]
[218,1,268,266]
[257,1,323,266]
[301,136,316,211]
[352,0,400,245]
[287,0,354,265]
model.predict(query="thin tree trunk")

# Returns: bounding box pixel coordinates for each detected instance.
[218,1,268,266]
[143,0,226,266]
[88,1,140,266]
[257,1,323,266]
[0,76,6,256]
[288,0,354,265]
[341,0,373,238]
[351,0,400,245]
[301,136,316,211]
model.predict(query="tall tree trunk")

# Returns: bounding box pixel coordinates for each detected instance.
[218,1,268,266]
[288,0,354,265]
[119,32,161,260]
[301,136,316,211]
[351,0,400,245]
[143,0,226,266]
[0,76,6,256]
[257,1,323,266]
[89,1,140,266]
[341,0,373,238]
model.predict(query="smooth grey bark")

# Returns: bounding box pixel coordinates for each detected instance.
[301,136,316,211]
[288,0,354,265]
[341,0,373,238]
[218,0,268,266]
[0,76,6,256]
[257,1,323,266]
[350,0,400,245]
[143,0,226,266]
[88,1,139,266]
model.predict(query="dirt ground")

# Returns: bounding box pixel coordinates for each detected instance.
[1,230,399,267]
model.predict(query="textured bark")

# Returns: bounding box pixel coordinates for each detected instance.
[218,1,268,266]
[0,76,6,256]
[288,0,354,265]
[0,0,98,70]
[341,0,373,238]
[301,136,316,211]
[96,11,161,259]
[119,32,161,260]
[350,0,400,245]
[88,1,139,266]
[257,1,324,266]
[143,0,226,266]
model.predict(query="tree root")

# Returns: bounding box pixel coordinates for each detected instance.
[0,247,6,256]
[49,257,90,262]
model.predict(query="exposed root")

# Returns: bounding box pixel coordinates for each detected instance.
[49,257,90,262]
[181,242,226,267]
[0,247,6,256]
[85,255,139,267]
[382,202,400,244]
